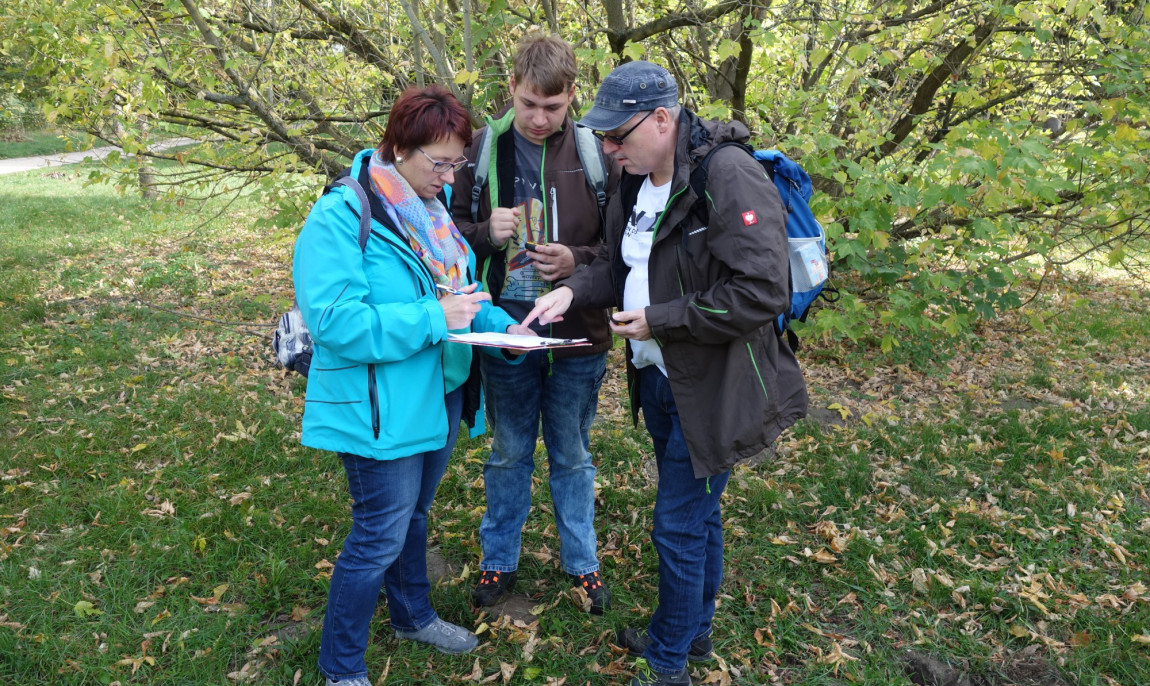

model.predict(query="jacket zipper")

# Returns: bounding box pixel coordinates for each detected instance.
[539,140,549,242]
[547,184,558,364]
[650,186,687,242]
[539,147,555,365]
[363,219,435,443]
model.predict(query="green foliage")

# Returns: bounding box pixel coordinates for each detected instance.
[1,0,1148,346]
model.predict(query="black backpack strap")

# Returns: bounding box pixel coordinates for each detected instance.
[470,127,493,220]
[332,176,372,253]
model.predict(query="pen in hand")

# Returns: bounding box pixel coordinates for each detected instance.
[435,283,466,296]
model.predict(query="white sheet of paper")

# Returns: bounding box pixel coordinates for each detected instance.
[446,332,590,349]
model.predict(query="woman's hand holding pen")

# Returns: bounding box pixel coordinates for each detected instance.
[437,283,491,329]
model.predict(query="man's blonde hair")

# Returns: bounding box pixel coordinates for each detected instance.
[513,33,577,96]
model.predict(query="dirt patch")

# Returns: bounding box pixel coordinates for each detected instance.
[994,653,1073,686]
[902,650,1073,686]
[260,613,319,645]
[1001,396,1044,412]
[805,406,850,428]
[426,547,457,583]
[903,652,973,686]
[482,594,540,625]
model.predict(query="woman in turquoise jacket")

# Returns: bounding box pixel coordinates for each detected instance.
[294,86,529,686]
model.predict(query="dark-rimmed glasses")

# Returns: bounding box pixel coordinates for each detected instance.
[417,147,468,173]
[594,110,654,146]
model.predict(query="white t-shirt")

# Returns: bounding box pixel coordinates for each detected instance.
[621,176,671,375]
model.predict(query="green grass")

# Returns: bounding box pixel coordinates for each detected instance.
[1,166,1148,685]
[0,130,90,159]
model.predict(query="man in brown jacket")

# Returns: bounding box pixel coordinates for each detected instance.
[451,34,619,614]
[525,61,808,686]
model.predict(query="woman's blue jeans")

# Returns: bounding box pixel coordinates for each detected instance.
[478,350,607,576]
[317,389,463,682]
[638,367,730,674]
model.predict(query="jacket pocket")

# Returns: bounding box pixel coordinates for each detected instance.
[367,364,380,440]
[372,346,448,451]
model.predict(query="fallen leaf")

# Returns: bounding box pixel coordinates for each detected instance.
[827,402,851,420]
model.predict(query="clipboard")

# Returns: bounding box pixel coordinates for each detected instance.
[447,332,591,351]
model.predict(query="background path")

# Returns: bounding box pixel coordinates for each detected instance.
[0,137,197,175]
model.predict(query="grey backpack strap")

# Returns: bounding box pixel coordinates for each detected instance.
[573,125,608,211]
[470,127,493,219]
[333,176,372,253]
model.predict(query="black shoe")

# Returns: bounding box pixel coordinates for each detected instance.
[471,569,517,607]
[616,627,714,662]
[569,570,611,615]
[629,659,690,686]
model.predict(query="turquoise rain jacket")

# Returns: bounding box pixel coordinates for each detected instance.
[293,150,519,460]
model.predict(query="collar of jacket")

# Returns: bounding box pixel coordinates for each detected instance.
[347,148,442,292]
[484,103,574,145]
[668,109,752,195]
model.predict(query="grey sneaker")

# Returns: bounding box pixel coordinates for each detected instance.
[394,618,479,654]
[325,678,372,686]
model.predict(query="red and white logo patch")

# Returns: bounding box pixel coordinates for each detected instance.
[742,210,758,226]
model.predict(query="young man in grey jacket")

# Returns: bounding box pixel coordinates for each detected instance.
[525,61,808,686]
[451,34,619,614]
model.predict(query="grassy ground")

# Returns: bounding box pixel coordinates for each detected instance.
[1,167,1147,686]
[0,130,90,159]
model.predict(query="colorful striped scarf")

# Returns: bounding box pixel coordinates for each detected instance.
[368,149,469,290]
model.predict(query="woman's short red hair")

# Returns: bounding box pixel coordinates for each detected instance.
[379,85,472,162]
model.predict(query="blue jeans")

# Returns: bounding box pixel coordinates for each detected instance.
[638,367,730,674]
[317,389,463,682]
[479,350,607,576]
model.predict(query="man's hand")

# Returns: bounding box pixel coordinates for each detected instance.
[528,243,576,281]
[438,283,492,329]
[488,207,521,246]
[609,309,652,341]
[521,287,573,328]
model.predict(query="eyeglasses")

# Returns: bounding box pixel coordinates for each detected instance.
[417,147,468,173]
[594,110,654,146]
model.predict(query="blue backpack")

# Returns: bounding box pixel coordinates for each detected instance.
[689,143,837,350]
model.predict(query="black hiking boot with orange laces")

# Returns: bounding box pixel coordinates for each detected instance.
[471,569,517,607]
[569,570,612,615]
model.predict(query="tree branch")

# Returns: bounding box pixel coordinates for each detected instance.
[876,6,1007,159]
[605,0,746,54]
